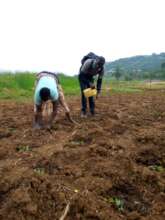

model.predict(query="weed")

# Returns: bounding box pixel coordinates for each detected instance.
[33,167,45,175]
[111,197,124,211]
[9,128,16,132]
[152,111,161,118]
[70,140,84,146]
[149,165,164,172]
[16,145,31,152]
[104,196,124,211]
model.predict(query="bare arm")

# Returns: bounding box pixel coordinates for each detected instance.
[58,85,75,123]
[58,85,70,112]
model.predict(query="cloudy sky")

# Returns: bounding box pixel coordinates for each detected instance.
[0,0,165,75]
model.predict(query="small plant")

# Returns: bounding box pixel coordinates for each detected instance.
[70,140,84,146]
[104,196,124,211]
[111,197,124,211]
[9,128,16,132]
[152,111,161,118]
[16,145,31,152]
[34,167,45,175]
[149,165,164,172]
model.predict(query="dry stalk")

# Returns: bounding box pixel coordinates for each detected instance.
[59,202,70,220]
[59,185,89,220]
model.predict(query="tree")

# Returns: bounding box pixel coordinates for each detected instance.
[161,62,165,69]
[114,66,122,80]
[124,74,133,81]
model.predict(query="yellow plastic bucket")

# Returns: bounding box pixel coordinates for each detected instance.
[83,88,97,98]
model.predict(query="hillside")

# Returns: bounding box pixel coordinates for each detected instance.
[105,52,165,74]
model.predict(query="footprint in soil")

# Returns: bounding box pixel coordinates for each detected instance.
[111,123,128,135]
[0,131,12,139]
[136,149,164,167]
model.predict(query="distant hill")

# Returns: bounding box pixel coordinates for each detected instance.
[105,53,165,75]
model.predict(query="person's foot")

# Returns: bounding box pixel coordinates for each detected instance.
[80,111,87,118]
[90,110,95,116]
[33,122,42,130]
[45,123,52,130]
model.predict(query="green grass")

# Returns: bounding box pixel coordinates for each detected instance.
[58,74,80,96]
[103,80,143,94]
[0,72,164,100]
[103,79,165,95]
[0,73,35,100]
[0,72,79,100]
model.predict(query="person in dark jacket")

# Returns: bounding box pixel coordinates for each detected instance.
[78,54,105,117]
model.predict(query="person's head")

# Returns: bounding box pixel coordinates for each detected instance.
[98,56,105,65]
[40,87,50,102]
[96,56,105,67]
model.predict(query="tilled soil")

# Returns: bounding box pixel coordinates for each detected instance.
[0,91,165,220]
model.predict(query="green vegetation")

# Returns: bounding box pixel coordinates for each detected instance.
[0,72,35,100]
[57,74,80,96]
[105,52,165,80]
[149,165,165,172]
[34,167,45,175]
[113,66,122,81]
[16,145,31,152]
[0,72,165,100]
[111,197,124,211]
[105,196,124,211]
[102,79,165,94]
[0,72,79,100]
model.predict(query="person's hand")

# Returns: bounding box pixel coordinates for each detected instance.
[90,83,95,89]
[65,112,78,124]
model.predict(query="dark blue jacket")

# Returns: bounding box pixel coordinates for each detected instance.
[79,59,104,93]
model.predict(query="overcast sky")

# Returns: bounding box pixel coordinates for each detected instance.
[0,0,165,75]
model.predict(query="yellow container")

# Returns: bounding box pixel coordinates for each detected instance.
[83,88,97,98]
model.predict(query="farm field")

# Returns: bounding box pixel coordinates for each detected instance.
[0,90,165,220]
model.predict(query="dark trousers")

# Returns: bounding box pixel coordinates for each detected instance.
[78,74,95,114]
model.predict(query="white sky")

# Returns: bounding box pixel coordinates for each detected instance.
[0,0,165,75]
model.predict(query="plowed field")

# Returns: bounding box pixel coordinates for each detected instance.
[0,91,165,220]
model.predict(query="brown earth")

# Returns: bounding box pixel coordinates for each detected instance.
[0,91,165,220]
